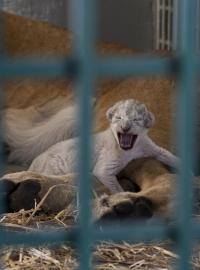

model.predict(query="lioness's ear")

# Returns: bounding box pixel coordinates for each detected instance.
[144,111,155,128]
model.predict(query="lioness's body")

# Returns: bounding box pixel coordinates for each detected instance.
[1,12,193,218]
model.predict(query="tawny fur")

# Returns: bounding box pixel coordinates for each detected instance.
[3,158,197,220]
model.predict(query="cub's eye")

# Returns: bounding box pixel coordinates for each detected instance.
[115,116,122,120]
[132,118,143,122]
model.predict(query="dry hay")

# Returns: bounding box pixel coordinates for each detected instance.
[1,207,200,270]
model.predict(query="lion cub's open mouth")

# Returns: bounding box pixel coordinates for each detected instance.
[117,132,138,150]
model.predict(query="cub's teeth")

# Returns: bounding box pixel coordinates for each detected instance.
[117,132,138,150]
[120,134,133,147]
[122,135,132,146]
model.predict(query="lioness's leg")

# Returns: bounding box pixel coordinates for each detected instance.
[0,171,77,213]
[95,173,174,223]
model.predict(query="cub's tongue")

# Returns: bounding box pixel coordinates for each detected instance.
[118,133,137,150]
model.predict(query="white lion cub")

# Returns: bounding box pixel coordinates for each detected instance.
[29,99,180,193]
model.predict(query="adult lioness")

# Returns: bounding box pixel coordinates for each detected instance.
[29,99,179,193]
[1,12,187,219]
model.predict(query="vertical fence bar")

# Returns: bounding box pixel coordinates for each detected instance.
[176,0,198,269]
[173,0,178,50]
[161,2,165,49]
[69,0,96,269]
[156,0,161,49]
[197,0,200,51]
[167,0,171,49]
[170,0,173,50]
[0,10,6,215]
[156,0,174,50]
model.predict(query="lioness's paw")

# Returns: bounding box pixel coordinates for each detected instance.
[0,179,17,194]
[113,201,135,216]
[133,197,153,218]
[0,178,41,212]
[95,195,153,225]
[9,179,41,212]
[0,179,18,212]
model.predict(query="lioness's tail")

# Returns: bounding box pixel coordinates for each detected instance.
[4,106,78,165]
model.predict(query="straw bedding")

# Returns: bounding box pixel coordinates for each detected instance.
[1,207,200,269]
[0,210,177,270]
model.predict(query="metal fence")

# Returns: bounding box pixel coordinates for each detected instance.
[0,0,199,270]
[156,0,174,50]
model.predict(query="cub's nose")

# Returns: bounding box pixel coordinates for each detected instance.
[121,126,131,133]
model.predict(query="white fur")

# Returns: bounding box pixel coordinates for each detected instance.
[4,97,96,165]
[4,104,79,165]
[29,99,180,193]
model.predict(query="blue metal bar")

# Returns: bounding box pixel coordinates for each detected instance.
[0,12,6,215]
[0,57,75,79]
[0,228,77,246]
[0,56,176,78]
[69,0,97,269]
[93,224,174,242]
[94,223,200,242]
[1,56,200,79]
[176,0,198,269]
[1,222,200,247]
[0,84,5,215]
[0,224,170,246]
[98,56,178,77]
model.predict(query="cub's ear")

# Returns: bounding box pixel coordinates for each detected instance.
[106,104,117,121]
[106,101,124,121]
[144,111,155,128]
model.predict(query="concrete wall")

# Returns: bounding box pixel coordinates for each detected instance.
[2,0,154,50]
[99,0,154,50]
